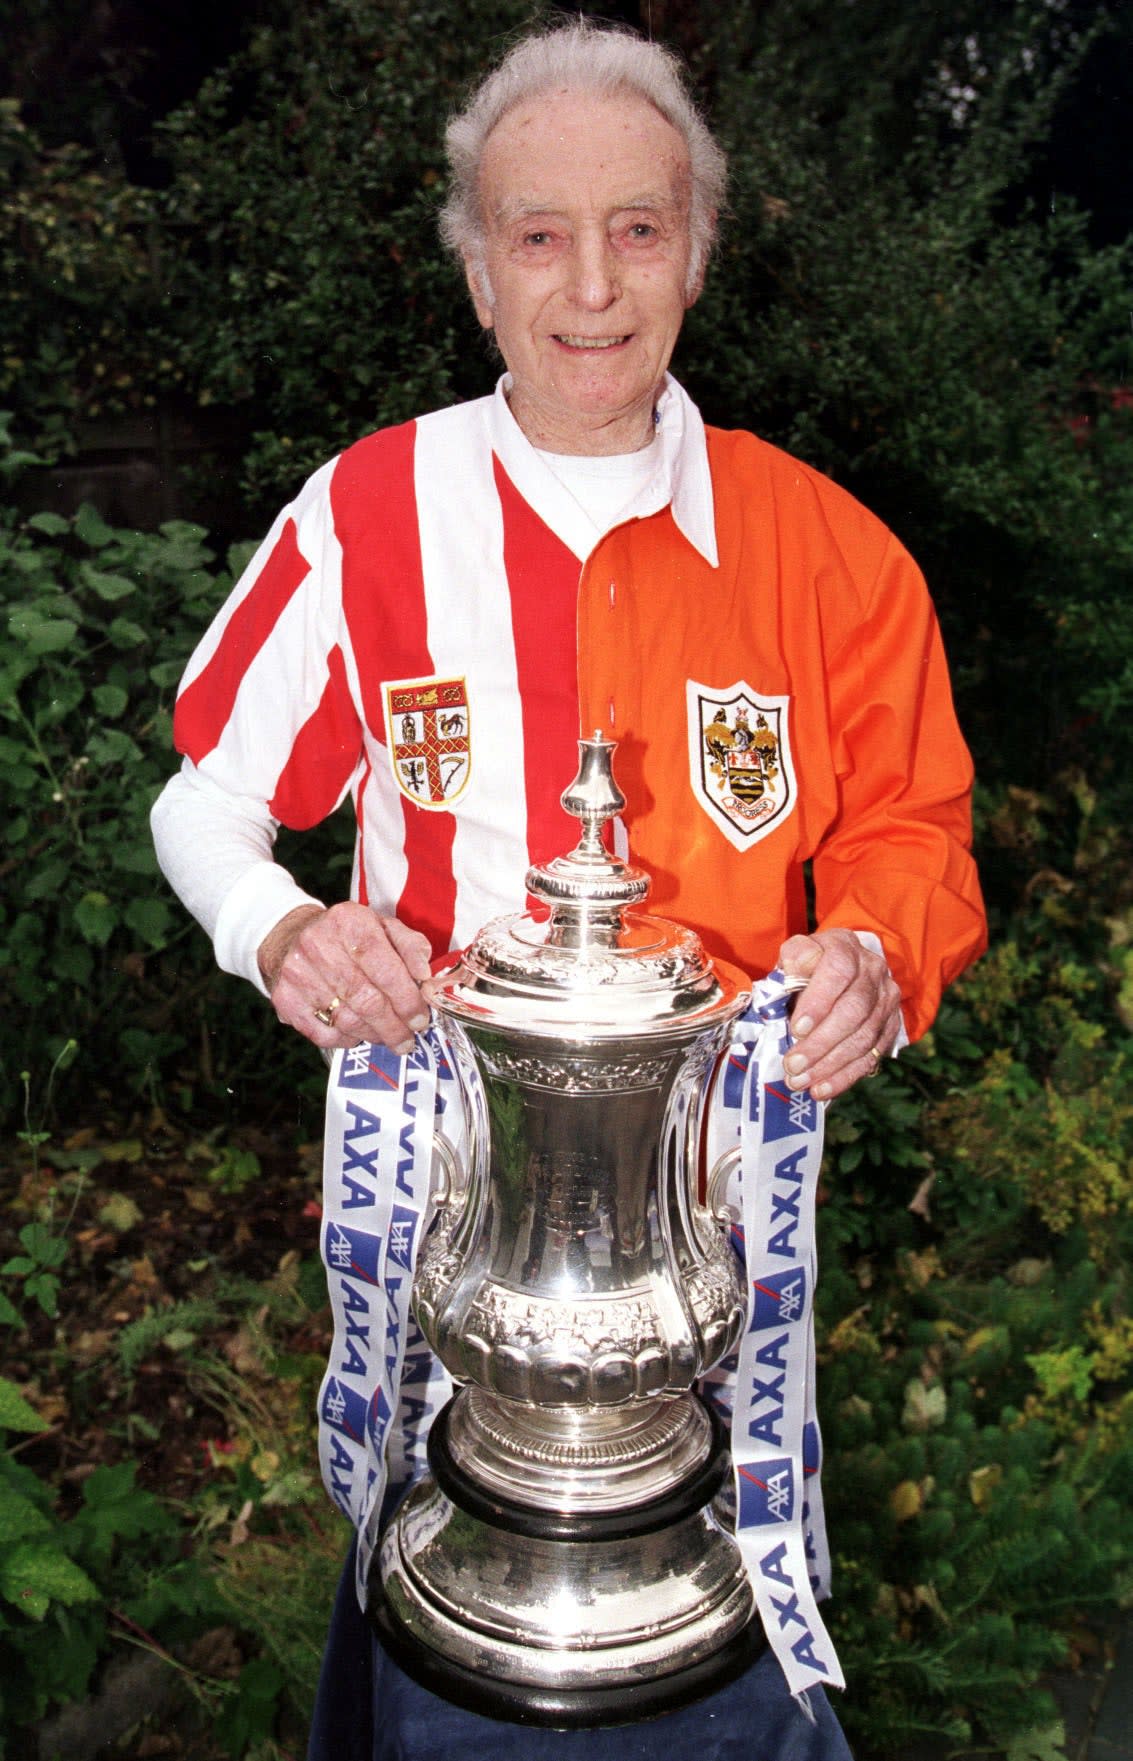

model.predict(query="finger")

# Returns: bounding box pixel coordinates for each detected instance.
[348,921,432,1034]
[325,991,421,1056]
[269,905,430,1053]
[811,1008,902,1099]
[786,985,902,1099]
[782,932,863,1041]
[382,917,434,984]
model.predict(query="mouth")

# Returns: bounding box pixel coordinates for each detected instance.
[553,334,630,350]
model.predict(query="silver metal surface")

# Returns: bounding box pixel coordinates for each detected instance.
[377,735,758,1714]
[380,1477,754,1691]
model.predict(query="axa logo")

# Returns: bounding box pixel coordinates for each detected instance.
[320,1376,367,1443]
[737,1455,795,1526]
[749,1265,807,1332]
[763,1081,819,1142]
[323,1220,381,1285]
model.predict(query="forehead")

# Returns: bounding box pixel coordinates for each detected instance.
[479,87,692,219]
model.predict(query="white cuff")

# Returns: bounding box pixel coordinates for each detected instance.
[214,865,325,996]
[852,930,909,1054]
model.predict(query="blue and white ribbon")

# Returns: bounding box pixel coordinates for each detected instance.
[315,1030,459,1607]
[317,973,841,1694]
[704,972,842,1696]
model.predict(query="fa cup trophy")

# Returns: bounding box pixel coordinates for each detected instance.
[373,734,765,1724]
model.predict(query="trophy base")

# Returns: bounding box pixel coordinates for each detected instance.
[372,1395,764,1729]
[370,1593,766,1729]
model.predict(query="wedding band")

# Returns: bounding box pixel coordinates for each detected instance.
[866,1045,882,1076]
[313,995,343,1027]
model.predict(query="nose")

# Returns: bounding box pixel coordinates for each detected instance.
[570,230,619,310]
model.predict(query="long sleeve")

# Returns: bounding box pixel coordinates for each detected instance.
[153,453,364,989]
[150,760,325,993]
[810,534,987,1040]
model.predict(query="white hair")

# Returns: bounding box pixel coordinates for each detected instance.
[440,19,727,299]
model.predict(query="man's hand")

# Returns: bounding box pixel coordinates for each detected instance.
[259,903,434,1054]
[777,929,903,1102]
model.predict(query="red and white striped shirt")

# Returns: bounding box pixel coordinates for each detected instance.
[153,376,985,1037]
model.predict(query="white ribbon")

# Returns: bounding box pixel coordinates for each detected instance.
[315,1031,457,1607]
[704,972,843,1696]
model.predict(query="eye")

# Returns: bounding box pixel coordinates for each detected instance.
[627,222,658,240]
[523,229,554,247]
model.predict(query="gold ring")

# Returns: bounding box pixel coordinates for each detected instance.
[866,1045,882,1076]
[313,995,343,1027]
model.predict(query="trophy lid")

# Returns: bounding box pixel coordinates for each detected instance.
[433,735,748,1038]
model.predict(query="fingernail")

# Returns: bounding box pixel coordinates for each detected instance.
[813,1081,832,1100]
[784,1052,808,1076]
[785,1071,810,1091]
[395,1039,415,1057]
[793,1015,814,1037]
[409,1011,431,1032]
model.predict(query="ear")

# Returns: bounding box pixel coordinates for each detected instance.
[463,254,495,331]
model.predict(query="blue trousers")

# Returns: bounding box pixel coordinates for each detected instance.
[307,1544,854,1761]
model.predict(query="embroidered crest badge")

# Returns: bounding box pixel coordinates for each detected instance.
[686,679,795,851]
[383,677,470,809]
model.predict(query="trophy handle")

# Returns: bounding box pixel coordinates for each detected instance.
[429,1131,461,1209]
[706,1146,742,1224]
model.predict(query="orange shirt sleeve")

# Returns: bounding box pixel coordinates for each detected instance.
[808,532,987,1040]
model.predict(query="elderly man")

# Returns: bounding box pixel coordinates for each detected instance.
[153,20,985,1760]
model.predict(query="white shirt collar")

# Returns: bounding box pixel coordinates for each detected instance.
[484,374,719,569]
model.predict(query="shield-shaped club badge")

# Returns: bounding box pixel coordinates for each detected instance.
[685,679,795,851]
[383,676,471,809]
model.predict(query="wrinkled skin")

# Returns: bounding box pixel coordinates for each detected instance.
[262,909,902,1101]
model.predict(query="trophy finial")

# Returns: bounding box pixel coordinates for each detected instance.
[525,735,648,932]
[560,733,625,859]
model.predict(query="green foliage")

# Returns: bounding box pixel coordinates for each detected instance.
[132,0,538,516]
[0,1381,211,1743]
[1,1220,68,1319]
[0,416,340,1122]
[1,2,1131,1752]
[0,102,159,458]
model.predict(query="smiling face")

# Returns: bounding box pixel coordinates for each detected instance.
[465,88,702,455]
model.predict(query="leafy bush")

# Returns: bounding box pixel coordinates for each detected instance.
[0,101,159,460]
[0,1374,221,1747]
[0,414,350,1125]
[814,853,1133,1754]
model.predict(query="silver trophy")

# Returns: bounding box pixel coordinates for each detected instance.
[373,734,764,1724]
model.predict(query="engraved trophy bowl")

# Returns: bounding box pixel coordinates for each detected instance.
[373,734,764,1725]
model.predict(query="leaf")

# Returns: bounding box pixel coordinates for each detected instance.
[890,1479,924,1522]
[106,616,148,649]
[96,1192,143,1234]
[1005,1722,1067,1761]
[0,1480,53,1546]
[26,511,69,536]
[0,1378,49,1434]
[969,1464,1004,1509]
[124,896,173,948]
[162,1328,199,1353]
[902,1379,947,1432]
[0,1542,99,1620]
[79,563,137,601]
[73,503,113,548]
[8,614,78,655]
[74,891,118,947]
[91,683,129,718]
